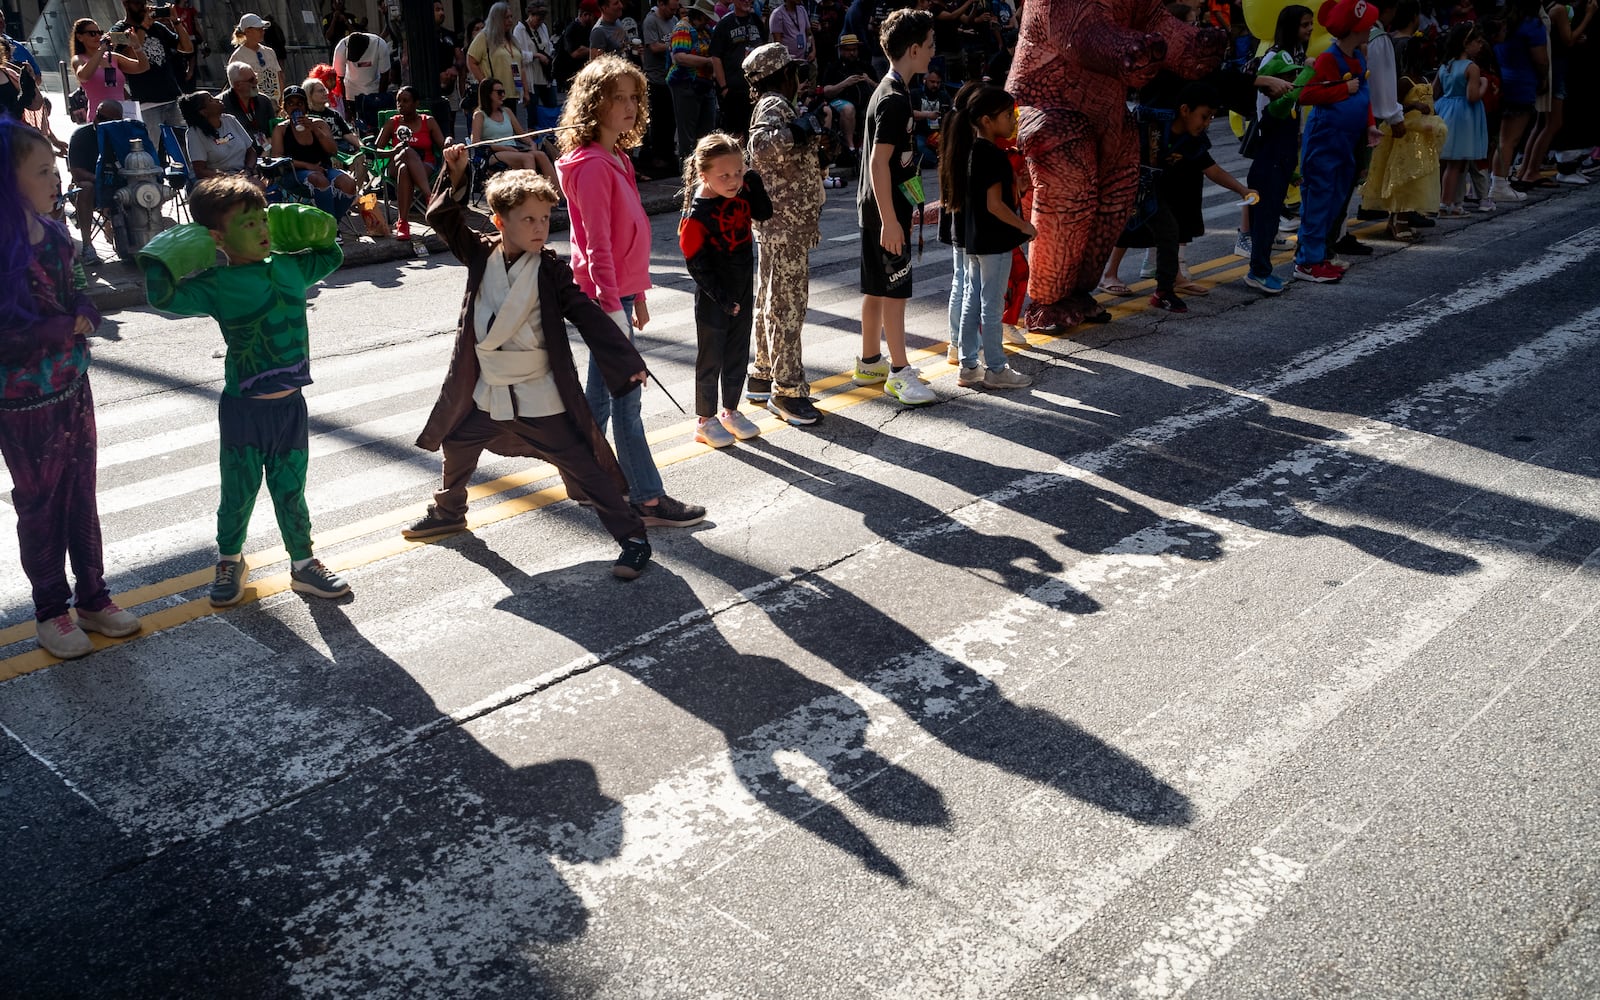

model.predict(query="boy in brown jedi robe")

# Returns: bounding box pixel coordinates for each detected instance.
[407,143,654,580]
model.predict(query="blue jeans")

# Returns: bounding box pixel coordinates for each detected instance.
[584,296,665,504]
[958,251,1012,370]
[946,245,967,346]
[1246,116,1298,279]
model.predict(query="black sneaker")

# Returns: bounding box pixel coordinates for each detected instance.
[767,394,820,425]
[1333,233,1374,256]
[209,558,249,607]
[612,537,652,580]
[1402,211,1437,228]
[1149,290,1188,313]
[401,508,467,539]
[632,494,706,527]
[745,376,773,402]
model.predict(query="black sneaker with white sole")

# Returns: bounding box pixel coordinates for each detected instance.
[745,376,773,402]
[767,394,820,425]
[401,507,468,539]
[290,559,351,599]
[612,537,652,580]
[632,495,706,527]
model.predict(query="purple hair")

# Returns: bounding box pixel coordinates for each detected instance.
[0,116,52,327]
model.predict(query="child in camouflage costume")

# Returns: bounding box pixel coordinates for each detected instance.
[139,177,350,607]
[743,41,825,426]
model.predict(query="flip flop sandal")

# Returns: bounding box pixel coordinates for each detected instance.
[1097,281,1134,296]
[1176,281,1210,296]
[1386,223,1417,241]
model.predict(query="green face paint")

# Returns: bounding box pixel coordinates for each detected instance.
[218,205,272,262]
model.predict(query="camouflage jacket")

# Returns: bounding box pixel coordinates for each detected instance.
[747,91,824,248]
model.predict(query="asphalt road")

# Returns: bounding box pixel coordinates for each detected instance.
[3,142,1598,999]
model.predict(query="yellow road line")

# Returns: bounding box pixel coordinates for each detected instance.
[0,223,1379,676]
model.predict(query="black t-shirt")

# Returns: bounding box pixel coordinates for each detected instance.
[437,27,459,72]
[823,57,874,109]
[117,20,183,104]
[857,73,918,226]
[932,0,964,53]
[67,124,101,174]
[556,18,590,85]
[711,13,768,89]
[963,137,1025,255]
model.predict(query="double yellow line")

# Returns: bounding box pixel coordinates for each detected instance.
[0,225,1371,680]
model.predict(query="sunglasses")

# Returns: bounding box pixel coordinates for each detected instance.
[81,27,104,35]
[491,88,505,94]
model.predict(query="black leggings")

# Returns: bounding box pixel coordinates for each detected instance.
[693,289,753,417]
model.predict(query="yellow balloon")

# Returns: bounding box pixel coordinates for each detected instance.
[1242,0,1332,60]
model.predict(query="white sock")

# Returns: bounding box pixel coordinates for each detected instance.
[292,558,314,571]
[219,553,241,563]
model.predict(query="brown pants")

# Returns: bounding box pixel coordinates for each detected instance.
[435,409,645,543]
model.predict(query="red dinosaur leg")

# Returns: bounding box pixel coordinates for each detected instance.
[1019,107,1103,332]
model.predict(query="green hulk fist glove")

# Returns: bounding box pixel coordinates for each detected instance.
[136,222,221,282]
[267,203,339,253]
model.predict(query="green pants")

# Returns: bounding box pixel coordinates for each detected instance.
[217,391,313,560]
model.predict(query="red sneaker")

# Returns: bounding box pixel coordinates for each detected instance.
[1293,261,1345,283]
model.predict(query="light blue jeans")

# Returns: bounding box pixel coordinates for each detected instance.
[958,250,1012,371]
[583,295,665,504]
[946,245,967,349]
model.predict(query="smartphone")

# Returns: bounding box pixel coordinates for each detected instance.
[106,30,133,46]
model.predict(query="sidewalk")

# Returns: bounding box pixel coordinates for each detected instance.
[35,82,685,314]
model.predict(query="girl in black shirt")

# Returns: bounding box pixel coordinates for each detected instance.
[938,82,1034,390]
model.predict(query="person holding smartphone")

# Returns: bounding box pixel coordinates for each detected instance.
[72,18,145,121]
[112,0,193,147]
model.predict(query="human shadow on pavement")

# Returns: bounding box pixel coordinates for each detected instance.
[448,535,949,884]
[679,538,1196,829]
[2,598,623,998]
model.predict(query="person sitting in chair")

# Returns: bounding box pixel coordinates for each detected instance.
[270,85,358,216]
[374,85,447,240]
[179,90,262,185]
[66,100,133,264]
[470,78,560,191]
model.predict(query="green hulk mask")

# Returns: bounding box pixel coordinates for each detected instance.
[213,205,273,263]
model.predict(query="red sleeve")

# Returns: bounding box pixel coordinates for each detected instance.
[1299,51,1355,106]
[678,216,707,260]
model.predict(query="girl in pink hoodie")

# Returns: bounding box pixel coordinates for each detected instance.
[555,54,705,527]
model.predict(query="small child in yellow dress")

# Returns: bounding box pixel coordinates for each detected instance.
[1361,40,1449,242]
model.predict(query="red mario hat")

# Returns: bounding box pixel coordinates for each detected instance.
[1317,0,1380,36]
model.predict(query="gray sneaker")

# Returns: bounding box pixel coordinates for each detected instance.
[695,418,736,448]
[290,559,351,599]
[209,558,250,607]
[718,410,762,440]
[982,365,1032,390]
[957,365,985,387]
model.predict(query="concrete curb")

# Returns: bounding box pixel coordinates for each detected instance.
[87,178,688,316]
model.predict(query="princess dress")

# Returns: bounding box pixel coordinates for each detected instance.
[1362,81,1449,216]
[1435,58,1488,162]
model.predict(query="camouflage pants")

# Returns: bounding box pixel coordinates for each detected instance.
[752,241,811,399]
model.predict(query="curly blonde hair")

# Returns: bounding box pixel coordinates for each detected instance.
[556,54,650,154]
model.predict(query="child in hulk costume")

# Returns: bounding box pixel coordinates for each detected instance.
[138,177,351,607]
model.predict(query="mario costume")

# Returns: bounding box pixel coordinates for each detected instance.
[1293,0,1379,274]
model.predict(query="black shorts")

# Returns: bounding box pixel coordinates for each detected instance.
[859,204,916,299]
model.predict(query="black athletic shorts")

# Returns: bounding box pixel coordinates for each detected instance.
[859,203,916,299]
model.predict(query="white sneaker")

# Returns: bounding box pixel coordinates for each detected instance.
[883,366,938,405]
[36,614,93,659]
[1279,215,1301,232]
[1490,176,1525,201]
[1232,232,1252,258]
[718,409,762,440]
[1478,198,1497,212]
[946,342,959,364]
[853,356,890,385]
[957,365,984,387]
[981,365,1032,389]
[76,600,141,638]
[1003,324,1028,345]
[1555,172,1590,186]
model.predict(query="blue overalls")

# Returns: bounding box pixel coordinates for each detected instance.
[1295,46,1369,267]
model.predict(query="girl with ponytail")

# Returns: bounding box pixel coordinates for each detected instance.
[939,82,1035,391]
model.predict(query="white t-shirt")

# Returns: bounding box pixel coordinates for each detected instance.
[228,43,282,102]
[185,113,254,173]
[333,32,391,98]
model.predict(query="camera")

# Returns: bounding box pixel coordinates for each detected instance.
[151,4,173,16]
[105,30,134,46]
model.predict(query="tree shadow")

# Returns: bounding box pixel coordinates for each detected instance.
[444,533,950,885]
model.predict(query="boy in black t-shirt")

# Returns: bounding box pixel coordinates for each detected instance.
[851,8,936,406]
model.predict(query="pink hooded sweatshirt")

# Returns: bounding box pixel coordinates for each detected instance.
[554,143,653,314]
